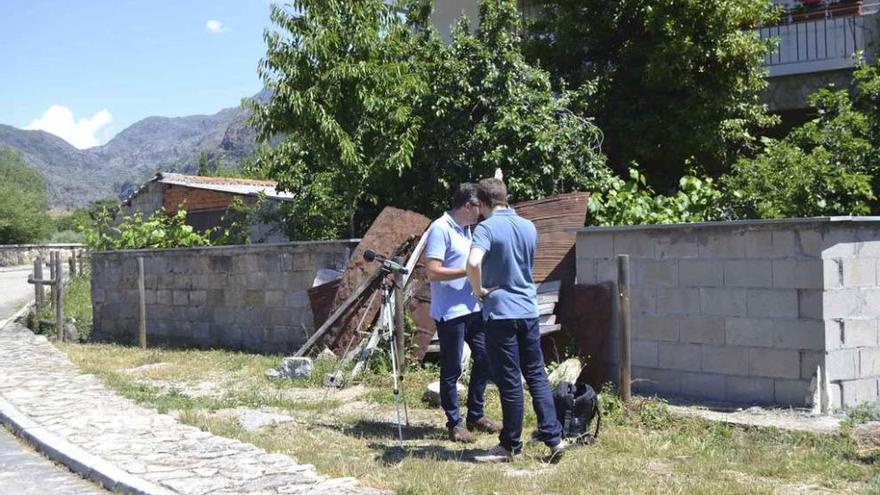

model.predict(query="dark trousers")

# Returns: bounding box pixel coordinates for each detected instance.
[436,311,491,428]
[485,317,562,452]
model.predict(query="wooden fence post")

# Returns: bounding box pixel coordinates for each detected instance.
[69,250,77,277]
[34,257,44,311]
[617,254,632,403]
[138,257,147,349]
[48,252,56,302]
[55,252,64,342]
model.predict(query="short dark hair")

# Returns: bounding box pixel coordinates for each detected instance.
[452,182,478,209]
[477,178,508,208]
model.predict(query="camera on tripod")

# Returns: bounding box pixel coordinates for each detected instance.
[363,249,409,275]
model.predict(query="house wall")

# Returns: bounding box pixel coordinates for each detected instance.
[163,184,244,213]
[90,241,358,354]
[575,218,880,409]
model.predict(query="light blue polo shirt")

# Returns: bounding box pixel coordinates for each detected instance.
[472,208,539,320]
[424,212,481,322]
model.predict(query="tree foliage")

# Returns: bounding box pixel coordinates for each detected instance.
[523,0,780,182]
[84,208,213,251]
[0,147,50,244]
[589,169,724,226]
[249,0,609,239]
[724,61,880,218]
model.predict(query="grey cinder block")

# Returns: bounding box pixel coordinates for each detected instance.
[679,261,723,288]
[747,289,798,318]
[636,260,679,288]
[577,233,613,259]
[748,348,800,379]
[841,378,879,406]
[657,288,701,316]
[680,372,726,401]
[679,317,724,344]
[632,367,681,396]
[614,234,656,258]
[701,345,749,375]
[632,340,659,367]
[637,316,679,342]
[772,259,823,289]
[826,349,859,381]
[699,233,745,259]
[773,379,809,407]
[700,288,747,317]
[726,376,774,404]
[724,260,772,288]
[658,342,702,372]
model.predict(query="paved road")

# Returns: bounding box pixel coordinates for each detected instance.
[0,266,108,495]
[0,428,106,495]
[0,266,33,324]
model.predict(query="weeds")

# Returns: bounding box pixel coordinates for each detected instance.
[58,342,880,494]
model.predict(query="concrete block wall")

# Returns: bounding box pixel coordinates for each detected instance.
[91,241,357,354]
[575,217,880,409]
[0,244,84,267]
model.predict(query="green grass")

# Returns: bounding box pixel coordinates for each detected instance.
[58,342,880,495]
[31,272,92,340]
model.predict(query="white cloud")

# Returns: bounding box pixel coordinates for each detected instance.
[206,19,224,33]
[25,105,113,149]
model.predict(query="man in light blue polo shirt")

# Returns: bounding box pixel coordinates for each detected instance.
[466,178,566,463]
[424,183,501,443]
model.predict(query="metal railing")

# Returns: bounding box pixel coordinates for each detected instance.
[759,13,864,69]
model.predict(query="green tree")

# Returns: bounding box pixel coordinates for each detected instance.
[249,0,609,239]
[0,147,50,244]
[83,207,214,251]
[724,62,880,218]
[523,0,780,182]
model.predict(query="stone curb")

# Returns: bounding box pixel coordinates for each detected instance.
[0,305,179,495]
[0,396,178,495]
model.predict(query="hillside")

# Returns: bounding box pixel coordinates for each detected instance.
[0,93,266,209]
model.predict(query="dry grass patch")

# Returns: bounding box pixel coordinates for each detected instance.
[59,342,880,495]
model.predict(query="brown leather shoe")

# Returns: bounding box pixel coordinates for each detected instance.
[449,423,477,443]
[467,417,503,434]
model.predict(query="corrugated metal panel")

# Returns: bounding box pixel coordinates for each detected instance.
[513,192,589,283]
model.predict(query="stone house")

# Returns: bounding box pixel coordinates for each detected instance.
[122,172,293,243]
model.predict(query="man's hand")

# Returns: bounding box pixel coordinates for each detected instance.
[474,286,498,301]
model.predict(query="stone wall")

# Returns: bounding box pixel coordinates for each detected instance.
[575,217,880,409]
[91,241,358,354]
[0,244,84,268]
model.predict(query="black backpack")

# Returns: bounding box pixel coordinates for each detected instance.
[553,381,601,444]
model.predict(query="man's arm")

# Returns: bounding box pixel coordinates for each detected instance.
[426,259,466,282]
[466,247,488,300]
[423,224,464,282]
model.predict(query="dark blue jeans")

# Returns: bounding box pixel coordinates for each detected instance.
[485,317,562,453]
[436,311,491,428]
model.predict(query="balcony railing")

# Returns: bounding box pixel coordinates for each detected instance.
[759,13,865,77]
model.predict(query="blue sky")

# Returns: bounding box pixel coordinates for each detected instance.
[0,0,275,148]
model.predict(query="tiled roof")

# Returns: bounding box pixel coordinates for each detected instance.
[154,172,295,201]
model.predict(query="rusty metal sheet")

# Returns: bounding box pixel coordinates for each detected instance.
[307,279,341,330]
[512,192,589,283]
[324,207,431,355]
[547,283,612,389]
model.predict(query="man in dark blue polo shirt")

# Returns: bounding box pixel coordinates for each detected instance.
[424,183,502,442]
[466,178,566,463]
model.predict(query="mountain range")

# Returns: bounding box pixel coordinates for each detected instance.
[0,89,269,210]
